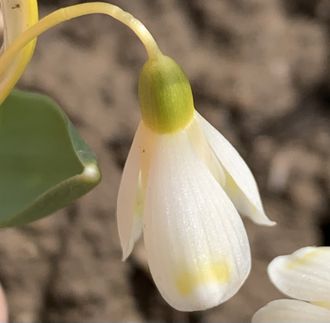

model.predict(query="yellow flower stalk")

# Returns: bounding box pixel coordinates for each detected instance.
[0,2,160,103]
[0,1,274,311]
[0,0,38,103]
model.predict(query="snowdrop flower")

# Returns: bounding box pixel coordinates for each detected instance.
[252,247,330,322]
[0,0,273,312]
[117,54,274,311]
[0,284,7,323]
[0,0,38,103]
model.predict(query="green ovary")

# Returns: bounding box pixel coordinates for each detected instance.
[138,54,194,133]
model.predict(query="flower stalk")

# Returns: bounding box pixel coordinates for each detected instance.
[0,2,161,103]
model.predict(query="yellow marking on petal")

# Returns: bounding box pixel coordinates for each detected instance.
[0,0,38,103]
[286,249,325,270]
[175,261,230,296]
[224,175,240,197]
[134,173,144,217]
[312,301,330,310]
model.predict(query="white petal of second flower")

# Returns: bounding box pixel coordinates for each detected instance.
[268,246,330,302]
[143,123,251,311]
[117,123,144,260]
[197,113,274,226]
[252,299,330,323]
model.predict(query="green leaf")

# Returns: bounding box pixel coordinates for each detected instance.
[0,89,101,227]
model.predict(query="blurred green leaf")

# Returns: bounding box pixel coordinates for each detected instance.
[0,89,101,227]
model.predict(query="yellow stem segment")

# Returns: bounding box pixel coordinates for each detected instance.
[0,2,161,102]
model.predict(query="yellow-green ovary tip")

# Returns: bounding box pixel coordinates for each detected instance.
[138,54,194,133]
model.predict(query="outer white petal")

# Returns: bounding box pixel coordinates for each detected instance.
[143,121,251,312]
[0,284,7,323]
[117,123,144,260]
[252,299,330,323]
[197,113,274,226]
[268,247,330,302]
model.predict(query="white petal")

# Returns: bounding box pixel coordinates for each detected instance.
[197,113,274,226]
[143,121,251,312]
[252,299,330,323]
[268,247,330,302]
[117,123,144,260]
[187,119,226,186]
[0,284,7,323]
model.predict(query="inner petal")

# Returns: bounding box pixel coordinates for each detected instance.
[187,116,226,186]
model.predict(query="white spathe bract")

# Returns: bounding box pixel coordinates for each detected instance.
[117,112,273,311]
[0,284,7,323]
[252,247,330,323]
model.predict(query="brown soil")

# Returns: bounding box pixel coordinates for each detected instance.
[1,0,329,322]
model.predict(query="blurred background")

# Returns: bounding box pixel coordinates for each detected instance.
[0,0,329,322]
